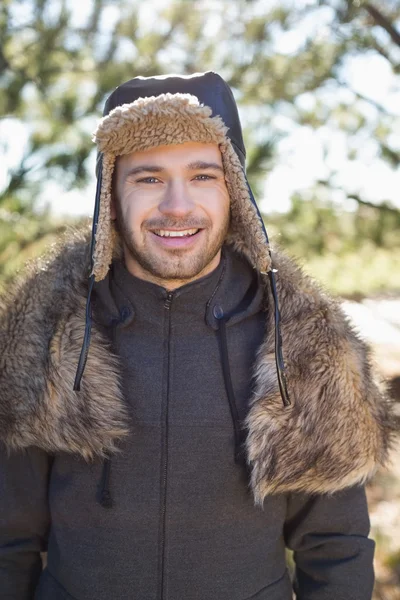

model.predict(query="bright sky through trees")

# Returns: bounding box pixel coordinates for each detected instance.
[1,0,399,217]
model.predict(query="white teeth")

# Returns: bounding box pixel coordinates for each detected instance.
[154,229,199,237]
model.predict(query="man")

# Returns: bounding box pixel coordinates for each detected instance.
[0,72,395,599]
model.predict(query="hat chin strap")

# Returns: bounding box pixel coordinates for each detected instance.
[73,156,290,409]
[73,156,103,392]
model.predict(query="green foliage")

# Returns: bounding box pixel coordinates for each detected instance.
[267,194,400,297]
[304,247,400,298]
[269,194,400,258]
[0,200,81,292]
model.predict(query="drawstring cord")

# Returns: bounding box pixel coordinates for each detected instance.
[97,309,251,507]
[215,311,248,468]
[98,456,113,508]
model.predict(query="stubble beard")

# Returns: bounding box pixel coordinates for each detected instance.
[115,204,230,284]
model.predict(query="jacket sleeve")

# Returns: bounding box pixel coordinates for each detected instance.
[284,485,375,600]
[0,446,51,599]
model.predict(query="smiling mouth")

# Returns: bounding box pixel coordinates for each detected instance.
[152,228,200,238]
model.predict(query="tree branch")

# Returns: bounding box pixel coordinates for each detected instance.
[364,3,400,48]
[348,193,400,215]
[317,179,400,215]
[337,79,397,117]
[369,36,395,63]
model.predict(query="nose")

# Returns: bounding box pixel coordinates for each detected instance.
[158,179,194,217]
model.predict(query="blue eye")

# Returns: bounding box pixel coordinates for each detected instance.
[195,174,214,181]
[138,177,159,184]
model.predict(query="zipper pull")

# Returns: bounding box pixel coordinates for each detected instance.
[164,291,174,310]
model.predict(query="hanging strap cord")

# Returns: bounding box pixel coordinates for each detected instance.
[245,177,291,408]
[268,269,290,407]
[73,156,103,391]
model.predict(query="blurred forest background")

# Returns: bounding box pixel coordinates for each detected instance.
[1,0,400,597]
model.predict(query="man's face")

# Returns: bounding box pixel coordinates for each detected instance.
[112,141,230,289]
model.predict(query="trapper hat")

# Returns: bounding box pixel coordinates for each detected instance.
[74,71,289,407]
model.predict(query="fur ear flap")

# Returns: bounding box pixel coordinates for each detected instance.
[92,152,116,281]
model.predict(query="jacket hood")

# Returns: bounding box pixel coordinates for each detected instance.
[101,72,247,167]
[0,228,396,500]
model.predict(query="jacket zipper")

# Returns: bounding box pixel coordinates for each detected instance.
[159,290,174,600]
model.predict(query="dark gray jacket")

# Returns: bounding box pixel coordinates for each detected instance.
[0,233,393,599]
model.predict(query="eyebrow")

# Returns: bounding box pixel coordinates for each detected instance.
[124,161,224,178]
[187,161,224,172]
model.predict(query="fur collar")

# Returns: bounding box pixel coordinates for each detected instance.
[0,228,396,500]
